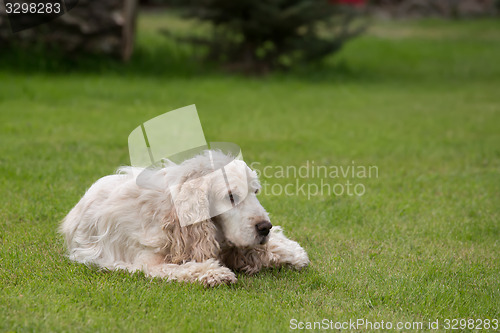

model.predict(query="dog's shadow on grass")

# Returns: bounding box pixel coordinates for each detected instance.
[63,259,331,292]
[231,265,332,292]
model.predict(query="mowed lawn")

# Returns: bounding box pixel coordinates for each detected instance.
[1,12,499,332]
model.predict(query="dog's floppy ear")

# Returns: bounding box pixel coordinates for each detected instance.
[166,175,220,263]
[163,175,219,263]
[170,175,211,227]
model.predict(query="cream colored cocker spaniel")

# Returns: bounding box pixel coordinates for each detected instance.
[61,151,309,286]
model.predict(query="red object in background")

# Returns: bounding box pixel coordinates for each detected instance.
[330,0,366,6]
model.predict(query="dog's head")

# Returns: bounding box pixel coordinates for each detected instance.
[210,159,272,248]
[170,151,272,249]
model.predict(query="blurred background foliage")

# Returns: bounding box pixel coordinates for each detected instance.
[0,0,498,74]
[158,0,367,72]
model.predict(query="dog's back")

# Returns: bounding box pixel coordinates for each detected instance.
[60,172,167,269]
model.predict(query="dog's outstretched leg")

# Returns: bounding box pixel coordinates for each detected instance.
[263,227,309,270]
[145,259,237,287]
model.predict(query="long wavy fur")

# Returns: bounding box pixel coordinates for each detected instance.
[61,151,309,286]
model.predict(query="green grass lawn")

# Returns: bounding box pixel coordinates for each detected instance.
[1,11,499,332]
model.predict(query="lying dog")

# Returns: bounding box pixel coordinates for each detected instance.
[61,151,309,286]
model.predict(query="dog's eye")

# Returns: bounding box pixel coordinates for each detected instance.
[255,189,259,194]
[228,192,239,204]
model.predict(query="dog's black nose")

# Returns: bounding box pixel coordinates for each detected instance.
[255,221,272,236]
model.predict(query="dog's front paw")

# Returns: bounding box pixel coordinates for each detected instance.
[291,248,310,270]
[199,266,237,287]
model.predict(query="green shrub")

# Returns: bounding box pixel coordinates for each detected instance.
[165,0,366,72]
